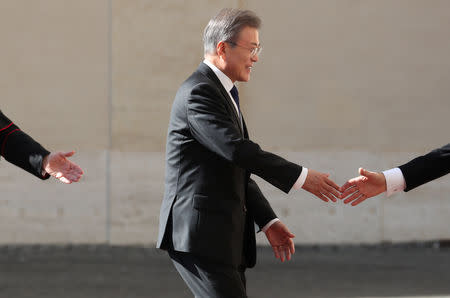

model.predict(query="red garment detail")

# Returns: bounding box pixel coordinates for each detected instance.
[0,122,13,132]
[1,128,20,156]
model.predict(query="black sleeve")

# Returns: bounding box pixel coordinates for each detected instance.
[186,83,302,193]
[0,110,50,179]
[246,178,277,230]
[399,143,450,192]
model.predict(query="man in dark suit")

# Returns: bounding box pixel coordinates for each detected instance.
[157,8,340,297]
[340,143,450,205]
[1,109,83,183]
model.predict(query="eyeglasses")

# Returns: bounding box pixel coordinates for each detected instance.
[227,41,262,57]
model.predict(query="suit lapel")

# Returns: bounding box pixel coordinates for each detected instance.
[197,63,244,136]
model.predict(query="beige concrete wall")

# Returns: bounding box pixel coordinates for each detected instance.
[243,0,450,153]
[0,0,449,245]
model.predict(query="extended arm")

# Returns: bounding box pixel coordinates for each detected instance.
[187,84,339,200]
[0,110,83,183]
[340,143,450,205]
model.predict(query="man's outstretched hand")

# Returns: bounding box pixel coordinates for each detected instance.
[265,220,295,262]
[302,169,341,202]
[42,151,84,184]
[340,168,387,206]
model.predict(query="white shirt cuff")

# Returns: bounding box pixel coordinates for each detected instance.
[292,167,308,190]
[382,167,406,197]
[262,218,280,233]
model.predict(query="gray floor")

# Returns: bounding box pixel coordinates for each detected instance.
[1,244,450,298]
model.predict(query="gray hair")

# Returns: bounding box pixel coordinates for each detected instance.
[203,8,261,55]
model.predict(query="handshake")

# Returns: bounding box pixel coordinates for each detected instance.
[302,168,387,206]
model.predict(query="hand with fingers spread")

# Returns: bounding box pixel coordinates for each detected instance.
[340,168,387,206]
[42,151,84,184]
[301,169,341,202]
[264,221,295,262]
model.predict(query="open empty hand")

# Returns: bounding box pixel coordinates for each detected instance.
[42,151,84,184]
[265,221,295,262]
[340,168,387,206]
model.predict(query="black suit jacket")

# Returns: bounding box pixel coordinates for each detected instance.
[399,143,450,192]
[157,62,302,268]
[0,110,50,179]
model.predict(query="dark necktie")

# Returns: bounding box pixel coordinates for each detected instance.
[230,85,240,113]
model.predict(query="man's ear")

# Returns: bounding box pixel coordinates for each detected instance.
[216,41,227,58]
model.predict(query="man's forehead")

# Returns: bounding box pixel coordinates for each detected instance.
[237,27,260,45]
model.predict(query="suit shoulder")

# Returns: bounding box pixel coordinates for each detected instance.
[181,70,216,90]
[175,71,221,102]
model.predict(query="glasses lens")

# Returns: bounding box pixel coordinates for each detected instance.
[252,46,261,56]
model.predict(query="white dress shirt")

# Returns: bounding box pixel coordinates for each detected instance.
[382,167,406,196]
[203,59,308,232]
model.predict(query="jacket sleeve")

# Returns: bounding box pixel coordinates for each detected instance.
[186,83,302,193]
[0,110,50,179]
[246,178,277,229]
[399,143,450,192]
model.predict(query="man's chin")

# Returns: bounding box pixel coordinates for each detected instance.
[239,76,251,82]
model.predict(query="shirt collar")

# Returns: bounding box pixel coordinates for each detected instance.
[203,59,235,93]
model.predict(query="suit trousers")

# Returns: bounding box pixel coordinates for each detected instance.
[168,250,247,298]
